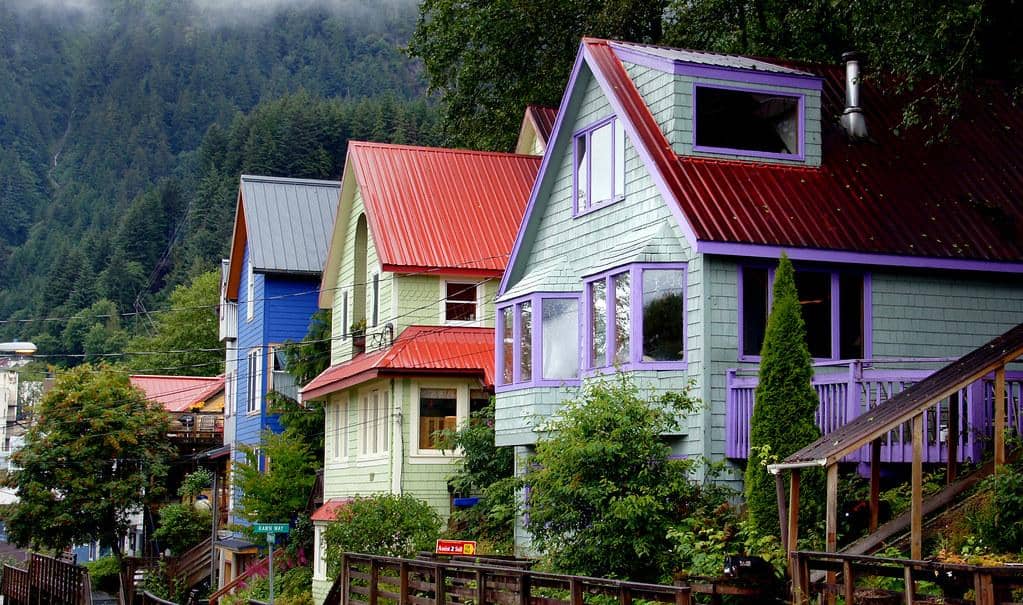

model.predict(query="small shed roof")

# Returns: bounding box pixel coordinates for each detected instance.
[774,322,1023,469]
[311,498,353,522]
[301,325,495,400]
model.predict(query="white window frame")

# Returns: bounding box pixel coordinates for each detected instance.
[371,272,380,327]
[246,348,261,415]
[357,386,389,459]
[409,381,469,460]
[246,262,254,321]
[440,280,481,325]
[331,398,348,463]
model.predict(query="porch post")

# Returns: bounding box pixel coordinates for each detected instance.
[911,413,923,560]
[787,469,803,604]
[825,464,839,605]
[869,438,881,532]
[946,391,959,484]
[775,473,788,551]
[995,366,1006,472]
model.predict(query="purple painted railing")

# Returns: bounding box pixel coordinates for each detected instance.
[725,361,1023,464]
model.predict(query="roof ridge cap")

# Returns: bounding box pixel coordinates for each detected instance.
[349,140,542,160]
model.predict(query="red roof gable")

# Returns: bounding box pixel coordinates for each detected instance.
[129,375,224,413]
[525,105,557,146]
[311,498,352,522]
[348,142,540,275]
[580,38,1023,264]
[301,326,495,400]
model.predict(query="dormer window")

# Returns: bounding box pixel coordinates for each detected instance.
[574,117,625,215]
[694,85,802,160]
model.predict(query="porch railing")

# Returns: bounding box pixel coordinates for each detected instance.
[726,360,1023,463]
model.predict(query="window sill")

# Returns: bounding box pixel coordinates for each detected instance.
[582,361,688,377]
[354,454,389,467]
[409,452,460,464]
[495,379,581,393]
[246,410,260,417]
[573,195,625,219]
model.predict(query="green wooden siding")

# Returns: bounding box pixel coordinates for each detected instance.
[495,64,703,459]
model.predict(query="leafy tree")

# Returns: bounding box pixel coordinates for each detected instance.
[233,430,317,528]
[323,494,441,575]
[153,503,212,556]
[743,254,822,538]
[5,364,173,568]
[126,270,223,376]
[408,0,665,150]
[438,402,516,553]
[524,376,702,582]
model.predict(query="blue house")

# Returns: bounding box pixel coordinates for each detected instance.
[216,174,339,584]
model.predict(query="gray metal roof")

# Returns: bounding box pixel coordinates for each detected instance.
[611,41,814,76]
[240,175,340,274]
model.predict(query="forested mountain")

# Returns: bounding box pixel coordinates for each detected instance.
[0,0,437,353]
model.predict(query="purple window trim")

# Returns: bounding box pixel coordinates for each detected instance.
[583,262,688,371]
[608,42,825,91]
[572,116,626,217]
[495,292,582,391]
[700,241,1023,274]
[691,82,806,162]
[736,263,872,363]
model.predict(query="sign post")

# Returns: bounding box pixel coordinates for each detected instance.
[253,523,290,604]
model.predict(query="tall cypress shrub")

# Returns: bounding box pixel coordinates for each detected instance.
[744,253,822,538]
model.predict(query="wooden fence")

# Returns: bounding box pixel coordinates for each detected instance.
[329,553,692,605]
[792,550,1023,605]
[0,552,92,605]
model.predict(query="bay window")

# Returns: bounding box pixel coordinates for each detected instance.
[496,293,580,390]
[585,264,686,370]
[739,265,869,360]
[574,117,626,214]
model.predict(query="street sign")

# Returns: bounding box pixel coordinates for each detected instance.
[435,539,477,556]
[253,523,290,534]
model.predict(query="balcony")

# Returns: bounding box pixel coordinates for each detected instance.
[726,360,1023,464]
[271,370,299,401]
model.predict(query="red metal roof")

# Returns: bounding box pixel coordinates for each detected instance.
[583,38,1023,262]
[311,498,352,522]
[301,326,495,400]
[129,375,224,413]
[348,142,540,275]
[525,105,557,146]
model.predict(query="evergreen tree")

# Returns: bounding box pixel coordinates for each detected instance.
[744,253,822,538]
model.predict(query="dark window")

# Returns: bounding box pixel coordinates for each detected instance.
[794,271,832,359]
[419,388,457,450]
[445,283,478,322]
[741,268,769,357]
[372,273,379,327]
[839,274,865,359]
[695,87,799,155]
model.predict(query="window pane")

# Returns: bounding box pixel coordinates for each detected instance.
[839,274,865,359]
[642,269,685,361]
[614,119,625,198]
[794,271,832,358]
[370,392,379,453]
[380,392,388,451]
[590,123,613,203]
[519,302,532,381]
[742,268,769,357]
[445,283,477,321]
[612,272,631,365]
[542,298,579,380]
[500,308,513,384]
[695,87,799,155]
[589,280,607,367]
[575,136,588,210]
[419,388,457,450]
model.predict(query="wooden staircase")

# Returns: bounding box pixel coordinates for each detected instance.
[167,537,213,592]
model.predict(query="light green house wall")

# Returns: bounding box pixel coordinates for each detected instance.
[495,64,705,460]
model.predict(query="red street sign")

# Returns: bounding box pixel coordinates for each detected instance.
[435,539,477,556]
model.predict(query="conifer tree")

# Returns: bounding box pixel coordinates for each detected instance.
[744,253,821,537]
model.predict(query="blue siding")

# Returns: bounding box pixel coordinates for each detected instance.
[229,245,322,520]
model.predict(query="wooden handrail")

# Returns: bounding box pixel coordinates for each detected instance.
[168,537,214,589]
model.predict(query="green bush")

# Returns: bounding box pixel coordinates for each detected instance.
[85,555,122,594]
[323,494,441,575]
[524,375,702,582]
[153,503,211,556]
[969,464,1023,553]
